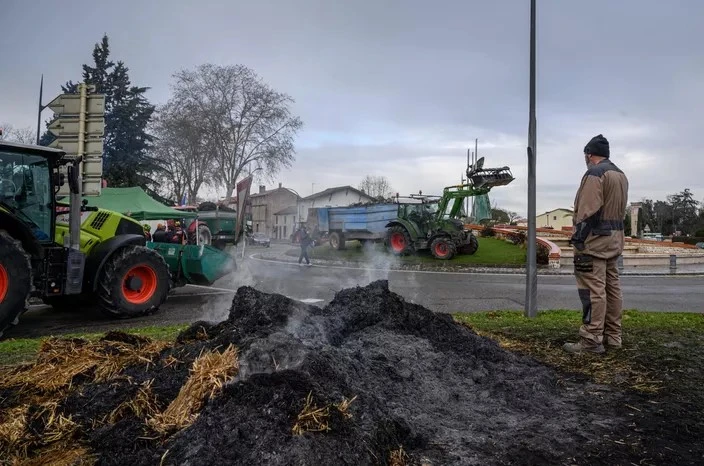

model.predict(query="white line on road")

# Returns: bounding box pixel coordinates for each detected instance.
[248,254,696,279]
[249,254,530,277]
[185,284,237,293]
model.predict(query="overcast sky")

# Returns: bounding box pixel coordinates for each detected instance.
[2,0,703,215]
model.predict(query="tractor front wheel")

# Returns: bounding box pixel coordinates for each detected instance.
[458,234,479,255]
[0,232,31,338]
[430,237,457,260]
[387,226,413,255]
[97,245,171,319]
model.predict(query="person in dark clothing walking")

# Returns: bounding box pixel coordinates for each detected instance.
[298,227,313,266]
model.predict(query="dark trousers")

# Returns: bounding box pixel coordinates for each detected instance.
[298,245,310,264]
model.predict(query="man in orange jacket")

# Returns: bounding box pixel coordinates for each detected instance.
[564,134,629,354]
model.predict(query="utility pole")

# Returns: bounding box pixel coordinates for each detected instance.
[36,75,45,145]
[525,0,538,317]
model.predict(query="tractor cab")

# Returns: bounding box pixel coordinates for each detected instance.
[0,142,64,245]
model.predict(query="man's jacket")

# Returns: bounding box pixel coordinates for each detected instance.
[570,159,629,259]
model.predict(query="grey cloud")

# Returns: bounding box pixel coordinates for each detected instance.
[2,0,703,215]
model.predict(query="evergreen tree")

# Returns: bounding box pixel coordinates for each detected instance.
[42,35,157,187]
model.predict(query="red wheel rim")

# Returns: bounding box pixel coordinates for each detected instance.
[0,264,8,303]
[434,242,449,258]
[390,233,406,251]
[122,265,158,304]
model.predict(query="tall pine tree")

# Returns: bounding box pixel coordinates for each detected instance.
[42,35,157,188]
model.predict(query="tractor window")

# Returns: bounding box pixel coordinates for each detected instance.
[0,151,52,241]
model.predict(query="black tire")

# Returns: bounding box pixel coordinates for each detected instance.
[196,224,212,246]
[430,237,457,260]
[97,245,171,319]
[386,226,413,255]
[0,232,32,338]
[459,234,479,255]
[329,232,346,250]
[197,201,217,212]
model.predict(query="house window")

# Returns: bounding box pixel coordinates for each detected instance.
[276,216,278,225]
[553,216,557,221]
[256,223,259,232]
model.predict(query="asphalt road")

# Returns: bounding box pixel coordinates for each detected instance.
[6,252,703,339]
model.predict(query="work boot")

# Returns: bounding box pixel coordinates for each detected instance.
[604,336,622,349]
[562,341,605,354]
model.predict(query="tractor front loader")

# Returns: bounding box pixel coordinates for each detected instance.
[0,141,170,337]
[385,156,514,260]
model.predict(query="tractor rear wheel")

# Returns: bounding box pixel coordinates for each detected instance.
[387,226,413,255]
[459,234,479,255]
[0,232,31,338]
[97,245,170,319]
[430,237,457,260]
[329,232,346,250]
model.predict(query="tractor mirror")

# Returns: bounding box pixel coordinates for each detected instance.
[53,173,65,187]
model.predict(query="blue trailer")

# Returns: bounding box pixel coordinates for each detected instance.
[306,204,399,250]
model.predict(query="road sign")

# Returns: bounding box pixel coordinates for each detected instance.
[48,117,104,138]
[49,138,104,155]
[47,83,106,197]
[47,93,105,116]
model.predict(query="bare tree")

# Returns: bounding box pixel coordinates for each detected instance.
[169,64,303,200]
[359,175,393,199]
[151,101,214,205]
[0,124,36,144]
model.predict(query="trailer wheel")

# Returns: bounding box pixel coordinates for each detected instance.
[196,225,212,246]
[97,245,170,319]
[387,226,413,255]
[329,232,346,250]
[430,237,457,260]
[459,234,479,255]
[0,232,31,338]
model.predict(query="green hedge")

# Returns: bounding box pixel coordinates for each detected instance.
[672,236,704,245]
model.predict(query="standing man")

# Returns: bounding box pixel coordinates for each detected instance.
[298,226,313,266]
[564,134,629,354]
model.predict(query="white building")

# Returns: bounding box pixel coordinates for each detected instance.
[273,206,298,241]
[536,208,574,230]
[297,186,376,224]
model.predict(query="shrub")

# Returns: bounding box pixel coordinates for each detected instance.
[481,226,495,237]
[507,231,527,246]
[536,244,550,265]
[672,236,704,245]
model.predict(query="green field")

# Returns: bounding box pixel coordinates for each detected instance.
[287,237,526,266]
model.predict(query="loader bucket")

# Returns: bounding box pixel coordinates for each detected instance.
[468,166,515,189]
[147,242,237,286]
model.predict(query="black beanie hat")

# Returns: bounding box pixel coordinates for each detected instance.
[584,134,610,158]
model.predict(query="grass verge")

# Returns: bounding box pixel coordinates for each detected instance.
[454,309,704,394]
[0,324,189,367]
[287,237,526,266]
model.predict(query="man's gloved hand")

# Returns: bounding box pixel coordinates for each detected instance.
[568,237,585,251]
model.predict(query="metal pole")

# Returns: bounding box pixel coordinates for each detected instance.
[36,75,44,145]
[525,0,538,317]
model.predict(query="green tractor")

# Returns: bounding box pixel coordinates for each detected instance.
[386,157,514,260]
[0,141,171,337]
